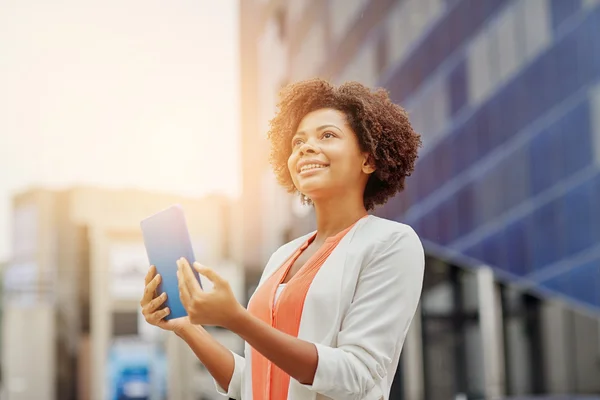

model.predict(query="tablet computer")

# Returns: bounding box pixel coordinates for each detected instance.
[140,204,202,320]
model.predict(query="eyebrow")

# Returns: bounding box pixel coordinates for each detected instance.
[294,124,342,136]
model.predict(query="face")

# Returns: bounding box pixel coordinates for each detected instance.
[287,108,375,202]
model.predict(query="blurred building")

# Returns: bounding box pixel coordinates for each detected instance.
[239,0,600,399]
[2,187,243,400]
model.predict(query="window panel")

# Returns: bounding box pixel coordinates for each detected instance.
[566,259,598,306]
[522,0,552,62]
[494,4,520,82]
[407,0,428,36]
[589,83,600,166]
[541,271,572,297]
[488,232,507,271]
[530,199,565,270]
[529,125,565,195]
[330,0,368,43]
[387,0,413,68]
[286,0,309,27]
[468,29,493,103]
[562,102,592,176]
[337,43,377,87]
[455,185,474,238]
[464,242,483,262]
[550,0,581,32]
[448,58,468,116]
[474,169,500,227]
[563,179,595,256]
[503,146,531,211]
[504,220,531,276]
[593,174,600,247]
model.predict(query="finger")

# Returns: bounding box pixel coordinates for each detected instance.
[179,258,202,293]
[141,273,161,305]
[194,263,224,287]
[144,292,167,314]
[144,265,156,286]
[177,268,192,308]
[150,307,170,324]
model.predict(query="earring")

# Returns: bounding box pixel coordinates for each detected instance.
[301,193,311,204]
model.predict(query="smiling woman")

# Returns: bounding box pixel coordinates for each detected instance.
[141,78,425,400]
[271,78,421,210]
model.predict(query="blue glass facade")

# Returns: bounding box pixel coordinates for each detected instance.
[378,0,600,313]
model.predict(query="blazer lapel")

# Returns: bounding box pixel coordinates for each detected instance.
[297,216,371,344]
[257,233,314,287]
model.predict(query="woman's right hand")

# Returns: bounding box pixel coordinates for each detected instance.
[140,265,191,333]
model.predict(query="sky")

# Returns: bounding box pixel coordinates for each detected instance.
[0,0,240,261]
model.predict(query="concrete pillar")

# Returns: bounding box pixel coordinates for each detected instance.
[402,305,424,400]
[90,229,111,400]
[2,305,55,400]
[476,266,505,399]
[540,301,571,393]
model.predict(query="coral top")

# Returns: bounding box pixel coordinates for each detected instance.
[247,219,362,400]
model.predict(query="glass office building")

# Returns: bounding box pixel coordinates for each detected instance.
[377,0,600,315]
[239,1,600,398]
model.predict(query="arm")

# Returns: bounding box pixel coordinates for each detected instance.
[228,309,319,384]
[174,324,245,399]
[227,228,424,399]
[141,266,246,399]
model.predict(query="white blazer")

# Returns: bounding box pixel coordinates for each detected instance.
[215,215,425,400]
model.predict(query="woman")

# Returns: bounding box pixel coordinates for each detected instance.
[140,79,424,400]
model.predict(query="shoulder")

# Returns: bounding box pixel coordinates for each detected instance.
[351,216,424,279]
[355,215,422,250]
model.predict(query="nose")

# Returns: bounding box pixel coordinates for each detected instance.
[299,140,318,155]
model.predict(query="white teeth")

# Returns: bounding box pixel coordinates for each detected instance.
[300,164,327,172]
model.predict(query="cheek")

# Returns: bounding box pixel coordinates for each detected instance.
[287,153,299,182]
[333,154,364,176]
[287,153,295,173]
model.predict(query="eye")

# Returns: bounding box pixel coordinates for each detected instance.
[292,138,304,147]
[322,131,336,139]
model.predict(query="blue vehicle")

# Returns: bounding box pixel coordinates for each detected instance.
[108,338,167,400]
[115,366,150,400]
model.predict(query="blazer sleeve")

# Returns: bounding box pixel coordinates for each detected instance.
[301,226,425,400]
[213,351,246,399]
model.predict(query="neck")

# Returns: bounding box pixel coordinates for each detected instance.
[312,192,368,241]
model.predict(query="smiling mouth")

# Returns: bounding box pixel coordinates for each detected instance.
[299,163,329,173]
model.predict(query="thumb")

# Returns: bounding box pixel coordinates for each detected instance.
[193,263,224,286]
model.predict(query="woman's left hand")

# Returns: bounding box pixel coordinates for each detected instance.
[176,257,244,329]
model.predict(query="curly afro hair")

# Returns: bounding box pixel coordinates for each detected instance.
[267,78,422,211]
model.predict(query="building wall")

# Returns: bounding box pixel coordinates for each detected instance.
[376,0,600,315]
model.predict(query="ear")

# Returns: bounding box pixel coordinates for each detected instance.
[362,154,376,174]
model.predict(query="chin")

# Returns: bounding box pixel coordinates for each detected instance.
[296,178,325,191]
[297,184,330,201]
